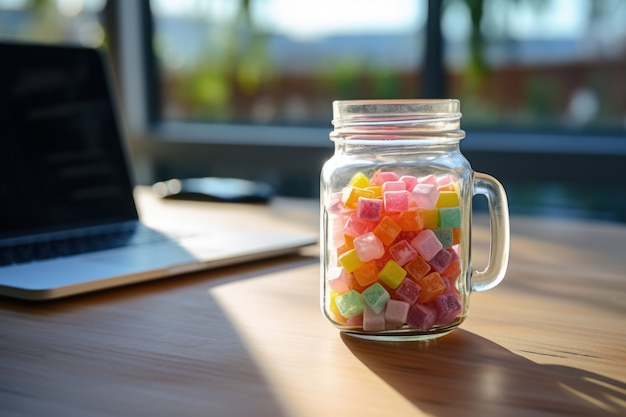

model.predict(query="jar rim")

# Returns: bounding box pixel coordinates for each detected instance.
[331,99,464,140]
[332,98,461,126]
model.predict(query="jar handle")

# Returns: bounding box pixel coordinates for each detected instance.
[471,172,510,292]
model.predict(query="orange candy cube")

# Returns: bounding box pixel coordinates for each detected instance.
[417,272,447,303]
[373,216,402,246]
[353,261,381,287]
[405,255,431,280]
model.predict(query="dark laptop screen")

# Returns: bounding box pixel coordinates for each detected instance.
[0,42,138,238]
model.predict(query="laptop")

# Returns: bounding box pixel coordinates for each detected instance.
[0,41,316,301]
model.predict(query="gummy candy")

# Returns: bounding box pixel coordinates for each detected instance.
[412,183,439,210]
[335,290,364,319]
[394,278,421,304]
[363,306,386,331]
[326,170,465,333]
[411,229,443,261]
[388,240,418,266]
[362,282,390,314]
[384,299,410,328]
[353,232,385,262]
[378,260,407,289]
[384,190,411,212]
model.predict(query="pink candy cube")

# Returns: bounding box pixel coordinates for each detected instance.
[434,293,462,325]
[400,175,418,191]
[436,174,454,187]
[389,240,418,266]
[343,215,372,237]
[410,229,444,261]
[328,267,352,293]
[382,180,406,192]
[353,232,385,262]
[385,299,410,328]
[357,197,383,221]
[384,190,410,213]
[427,248,453,273]
[363,305,386,331]
[406,303,437,330]
[411,183,440,210]
[417,174,438,186]
[371,171,400,186]
[394,278,421,304]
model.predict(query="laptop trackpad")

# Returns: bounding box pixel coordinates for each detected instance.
[82,242,209,269]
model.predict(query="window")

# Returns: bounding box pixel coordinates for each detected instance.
[2,0,625,221]
[0,0,106,47]
[151,0,425,128]
[147,0,626,133]
[443,0,626,132]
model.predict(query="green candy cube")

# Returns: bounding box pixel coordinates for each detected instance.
[335,290,364,319]
[362,282,391,314]
[438,207,461,228]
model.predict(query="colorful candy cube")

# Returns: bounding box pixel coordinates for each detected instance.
[417,174,438,186]
[338,248,364,273]
[353,261,380,287]
[349,172,370,188]
[328,267,352,293]
[342,186,374,209]
[438,207,461,228]
[412,183,440,210]
[371,171,399,186]
[373,216,402,246]
[400,175,418,191]
[378,260,407,289]
[346,314,363,327]
[404,255,431,280]
[420,208,439,229]
[384,299,410,329]
[433,228,453,248]
[384,190,411,213]
[353,232,385,262]
[410,229,443,261]
[394,278,421,304]
[427,248,453,273]
[382,180,406,192]
[436,191,459,208]
[417,272,447,303]
[363,305,386,331]
[406,303,437,330]
[394,209,424,232]
[366,185,383,198]
[343,214,373,238]
[357,197,383,221]
[335,290,364,319]
[389,239,418,266]
[442,250,461,280]
[362,282,390,314]
[434,293,463,325]
[436,174,455,190]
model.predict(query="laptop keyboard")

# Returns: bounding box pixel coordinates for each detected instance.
[0,224,171,266]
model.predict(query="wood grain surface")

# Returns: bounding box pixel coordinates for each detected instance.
[1,188,625,417]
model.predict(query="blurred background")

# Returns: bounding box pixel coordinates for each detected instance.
[1,0,625,222]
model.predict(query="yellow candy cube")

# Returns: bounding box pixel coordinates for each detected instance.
[342,186,375,209]
[378,260,407,289]
[349,172,371,188]
[420,208,439,229]
[338,248,364,273]
[437,191,460,208]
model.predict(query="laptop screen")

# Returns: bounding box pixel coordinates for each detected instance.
[0,42,138,239]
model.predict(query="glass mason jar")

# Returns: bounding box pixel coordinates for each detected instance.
[320,99,510,340]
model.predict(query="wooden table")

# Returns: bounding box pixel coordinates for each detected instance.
[1,188,625,417]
